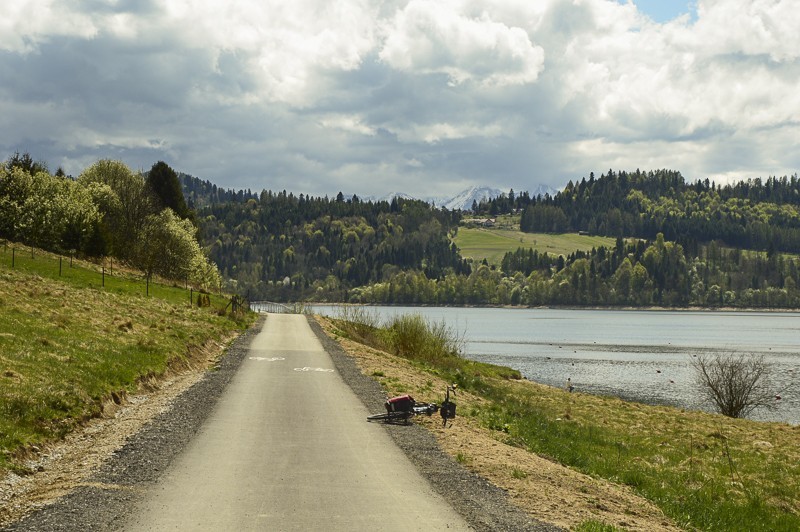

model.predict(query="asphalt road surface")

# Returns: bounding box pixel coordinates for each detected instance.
[122,314,470,531]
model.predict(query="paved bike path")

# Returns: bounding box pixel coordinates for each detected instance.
[123,313,470,531]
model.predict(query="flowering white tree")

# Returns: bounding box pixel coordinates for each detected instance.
[78,160,156,258]
[0,166,100,251]
[134,209,220,290]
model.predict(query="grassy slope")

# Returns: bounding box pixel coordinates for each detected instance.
[329,313,800,532]
[0,243,255,473]
[453,227,616,265]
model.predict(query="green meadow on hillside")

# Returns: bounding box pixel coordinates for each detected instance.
[453,226,616,265]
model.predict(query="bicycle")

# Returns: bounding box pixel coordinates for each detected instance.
[367,384,457,427]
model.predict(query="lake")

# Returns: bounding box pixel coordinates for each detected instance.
[298,305,800,424]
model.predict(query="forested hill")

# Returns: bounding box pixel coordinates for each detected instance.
[194,189,468,300]
[504,169,800,254]
[182,168,800,307]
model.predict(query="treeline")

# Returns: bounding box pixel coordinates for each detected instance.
[350,234,800,308]
[181,173,259,208]
[194,187,469,300]
[0,154,220,289]
[476,169,800,254]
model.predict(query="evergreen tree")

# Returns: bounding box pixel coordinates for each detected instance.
[147,161,191,220]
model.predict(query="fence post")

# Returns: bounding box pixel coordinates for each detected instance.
[12,248,15,268]
[146,276,150,296]
[110,257,113,276]
[60,257,62,276]
[102,267,105,287]
[190,288,193,307]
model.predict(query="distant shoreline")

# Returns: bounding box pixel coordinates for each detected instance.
[299,301,800,313]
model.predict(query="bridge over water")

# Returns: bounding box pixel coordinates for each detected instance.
[250,300,306,314]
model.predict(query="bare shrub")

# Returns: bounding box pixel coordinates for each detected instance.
[692,352,777,418]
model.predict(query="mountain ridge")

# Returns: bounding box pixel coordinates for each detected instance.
[364,184,560,211]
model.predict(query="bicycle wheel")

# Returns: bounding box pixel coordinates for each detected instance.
[387,411,413,424]
[367,411,412,423]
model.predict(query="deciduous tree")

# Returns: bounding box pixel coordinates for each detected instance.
[692,352,779,418]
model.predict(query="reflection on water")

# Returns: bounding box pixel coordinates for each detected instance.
[306,305,800,425]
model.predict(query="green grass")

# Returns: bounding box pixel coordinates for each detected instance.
[0,242,256,473]
[334,311,800,532]
[0,243,227,307]
[574,520,622,532]
[452,227,615,265]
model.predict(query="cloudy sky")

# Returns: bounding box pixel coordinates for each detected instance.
[1,0,798,198]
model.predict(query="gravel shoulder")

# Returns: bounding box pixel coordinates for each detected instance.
[1,314,557,531]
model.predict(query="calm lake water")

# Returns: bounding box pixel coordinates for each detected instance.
[302,305,800,425]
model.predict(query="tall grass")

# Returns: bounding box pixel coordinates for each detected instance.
[385,314,463,364]
[335,309,464,369]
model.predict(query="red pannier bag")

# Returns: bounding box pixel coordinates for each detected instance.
[385,394,415,413]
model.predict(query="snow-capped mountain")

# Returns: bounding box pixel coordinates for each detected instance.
[371,191,415,203]
[530,184,560,198]
[437,186,504,211]
[361,184,560,211]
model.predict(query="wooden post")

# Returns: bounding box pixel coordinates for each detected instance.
[190,288,193,307]
[59,257,62,276]
[12,248,15,268]
[146,276,150,296]
[102,267,105,287]
[110,257,113,275]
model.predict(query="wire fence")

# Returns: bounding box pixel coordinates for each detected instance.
[0,239,245,313]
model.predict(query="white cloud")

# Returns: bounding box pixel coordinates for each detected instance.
[0,0,799,197]
[162,0,380,106]
[0,1,98,52]
[379,0,545,86]
[392,121,505,144]
[692,0,800,62]
[318,114,376,136]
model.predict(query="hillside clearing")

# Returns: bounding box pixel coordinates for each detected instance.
[453,228,615,265]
